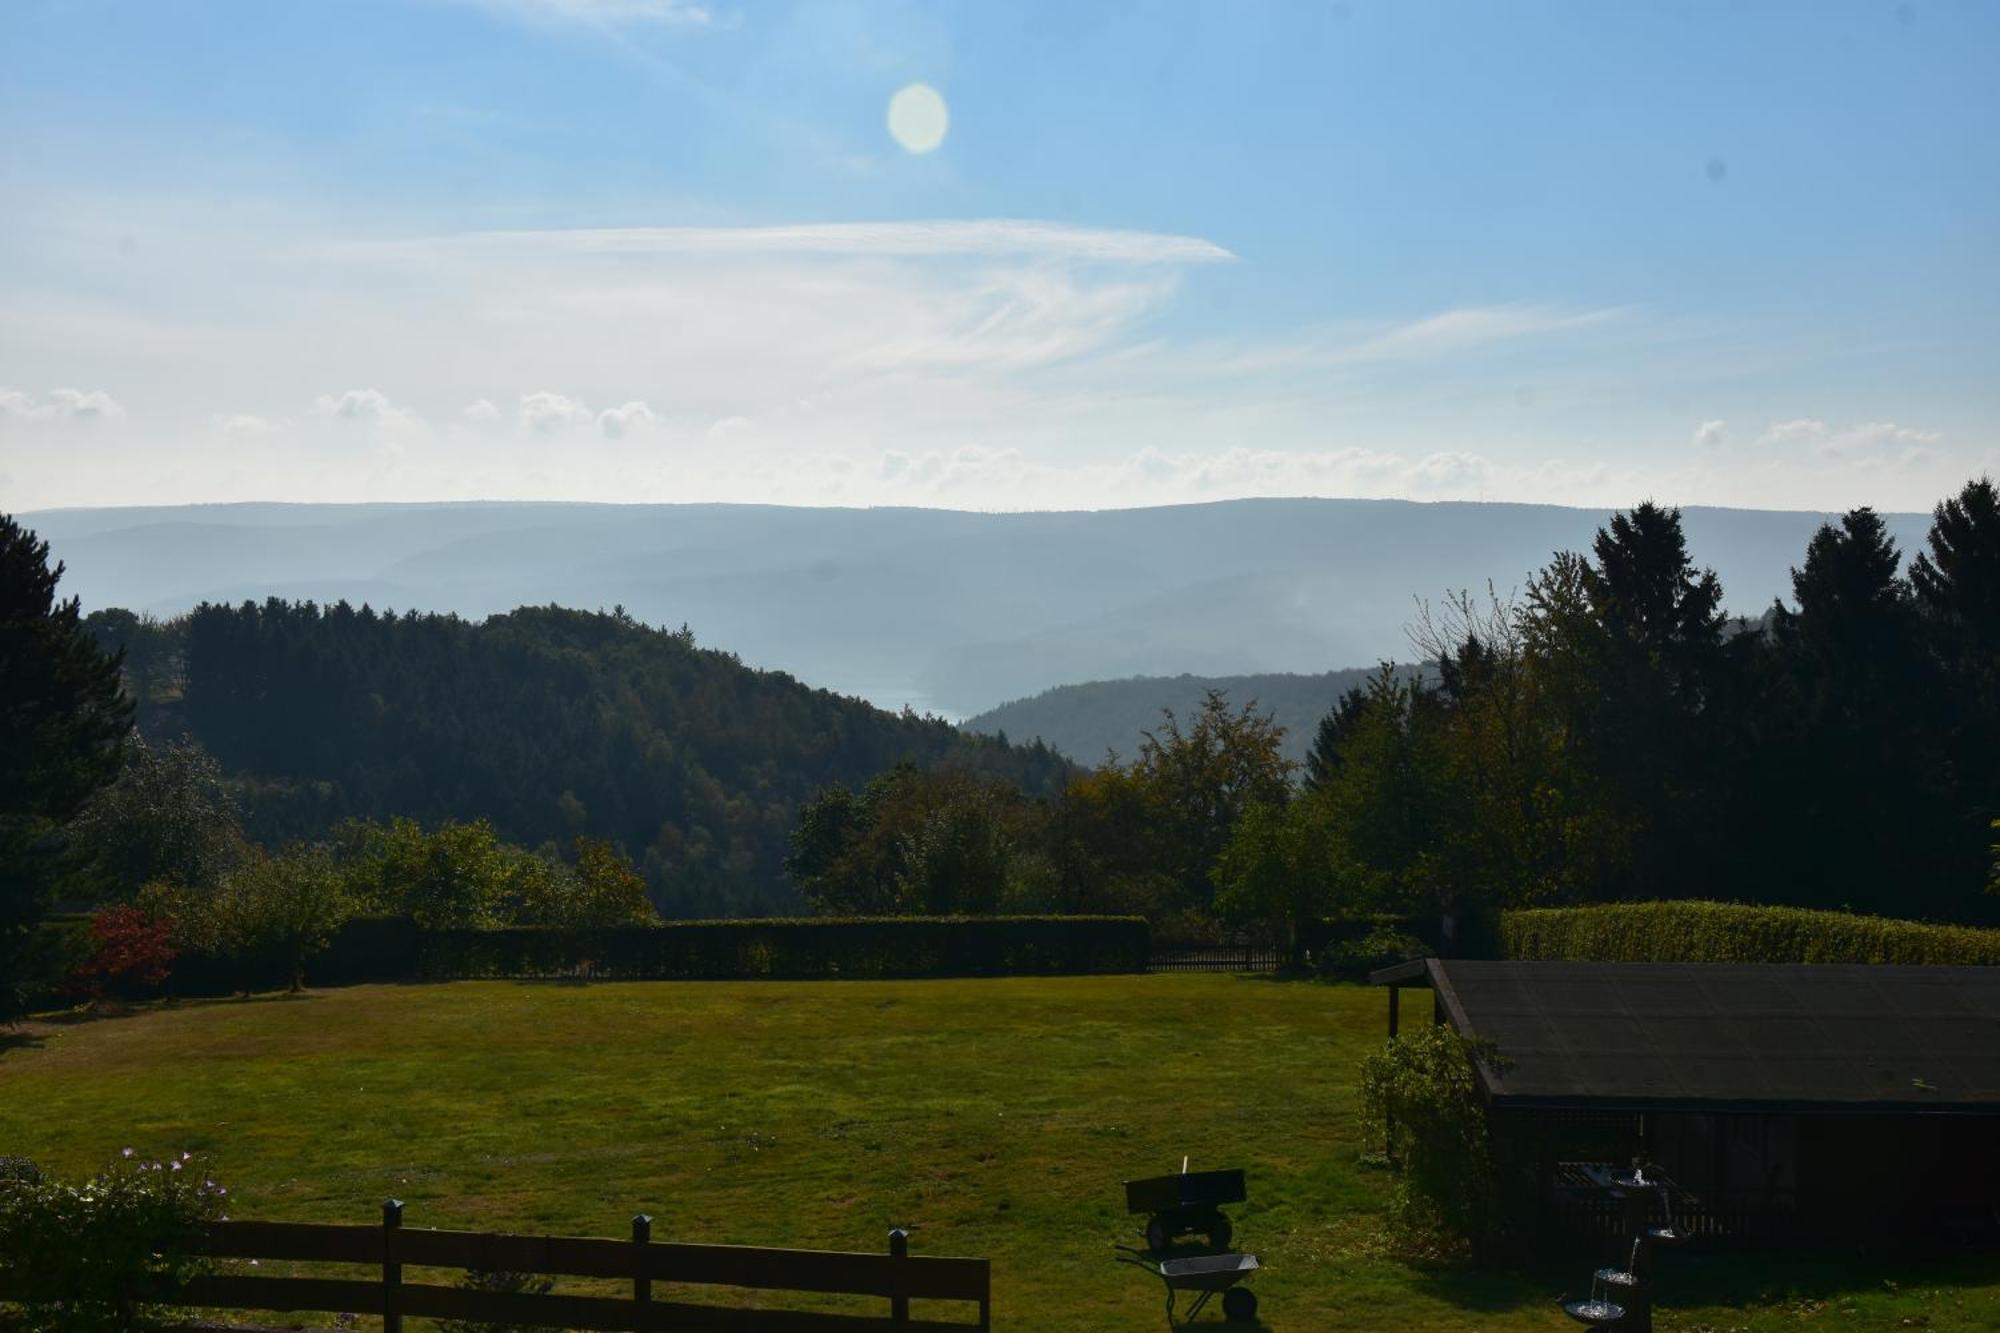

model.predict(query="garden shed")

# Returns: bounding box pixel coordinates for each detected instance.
[1369,959,2000,1241]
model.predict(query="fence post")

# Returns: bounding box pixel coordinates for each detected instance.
[888,1228,909,1325]
[382,1198,403,1333]
[633,1213,652,1316]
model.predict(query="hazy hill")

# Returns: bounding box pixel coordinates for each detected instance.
[24,498,1932,717]
[962,668,1401,767]
[122,600,1069,917]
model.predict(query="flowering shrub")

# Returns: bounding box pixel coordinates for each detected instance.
[71,905,179,999]
[0,1149,225,1331]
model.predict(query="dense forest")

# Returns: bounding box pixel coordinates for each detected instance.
[85,602,1069,916]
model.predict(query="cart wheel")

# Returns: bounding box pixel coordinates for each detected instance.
[1205,1214,1233,1252]
[1222,1287,1258,1322]
[1145,1216,1174,1253]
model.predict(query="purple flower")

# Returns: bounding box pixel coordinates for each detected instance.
[121,1148,134,1158]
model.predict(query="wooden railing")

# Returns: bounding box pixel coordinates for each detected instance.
[9,1203,990,1332]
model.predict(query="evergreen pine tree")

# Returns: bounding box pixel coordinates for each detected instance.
[1,515,132,1014]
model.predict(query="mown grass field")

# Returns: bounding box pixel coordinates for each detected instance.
[1,976,1993,1331]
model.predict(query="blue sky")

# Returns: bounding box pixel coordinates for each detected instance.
[3,0,1997,511]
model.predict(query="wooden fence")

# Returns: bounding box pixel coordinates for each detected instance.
[1147,942,1284,973]
[6,1204,989,1333]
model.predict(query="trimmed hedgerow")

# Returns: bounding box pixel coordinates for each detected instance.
[415,915,1151,981]
[155,914,1148,994]
[1500,900,2000,966]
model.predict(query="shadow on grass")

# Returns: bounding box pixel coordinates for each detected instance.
[0,1027,48,1055]
[1396,1240,1999,1323]
[1655,1243,1999,1312]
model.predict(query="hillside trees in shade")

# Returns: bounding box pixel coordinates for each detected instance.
[0,514,131,1014]
[785,765,1050,915]
[72,735,248,899]
[146,600,1067,916]
[1302,484,2000,925]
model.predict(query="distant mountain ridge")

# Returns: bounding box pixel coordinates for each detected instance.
[961,668,1401,768]
[23,498,1931,717]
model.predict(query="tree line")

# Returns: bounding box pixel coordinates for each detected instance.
[791,480,2000,942]
[80,596,1070,918]
[4,480,1997,1011]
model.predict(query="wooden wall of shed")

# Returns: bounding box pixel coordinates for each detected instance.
[1795,1115,2000,1238]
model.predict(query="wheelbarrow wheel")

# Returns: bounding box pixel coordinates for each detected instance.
[1222,1287,1258,1322]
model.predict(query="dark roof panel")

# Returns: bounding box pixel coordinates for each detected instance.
[1421,961,2000,1113]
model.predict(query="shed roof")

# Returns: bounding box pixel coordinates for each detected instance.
[1371,959,2000,1114]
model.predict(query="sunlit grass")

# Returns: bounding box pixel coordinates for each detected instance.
[2,976,1991,1330]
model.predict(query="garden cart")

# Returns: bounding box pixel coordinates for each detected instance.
[1117,1161,1261,1324]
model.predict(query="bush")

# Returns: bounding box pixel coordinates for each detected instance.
[414,915,1152,982]
[1358,1025,1509,1257]
[150,914,1148,994]
[1500,900,2000,965]
[70,905,178,1000]
[0,1149,226,1332]
[16,916,94,1011]
[1316,925,1432,982]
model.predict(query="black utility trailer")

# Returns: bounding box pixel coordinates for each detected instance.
[1123,1167,1246,1253]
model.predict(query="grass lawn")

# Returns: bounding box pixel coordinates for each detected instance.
[2,975,1992,1331]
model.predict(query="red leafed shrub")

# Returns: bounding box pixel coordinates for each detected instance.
[73,905,179,999]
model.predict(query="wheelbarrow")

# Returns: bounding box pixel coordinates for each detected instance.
[1115,1249,1260,1326]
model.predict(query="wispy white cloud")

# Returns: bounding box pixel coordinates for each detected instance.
[0,386,124,422]
[350,220,1237,266]
[1758,417,1941,463]
[447,0,717,28]
[1178,303,1624,377]
[1691,419,1727,449]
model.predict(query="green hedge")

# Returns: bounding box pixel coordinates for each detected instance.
[1500,900,2000,966]
[415,916,1150,981]
[161,914,1150,994]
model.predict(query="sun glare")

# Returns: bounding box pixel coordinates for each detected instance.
[887,82,949,154]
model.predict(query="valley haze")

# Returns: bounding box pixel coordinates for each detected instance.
[26,496,1930,726]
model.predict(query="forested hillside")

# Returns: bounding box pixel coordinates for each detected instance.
[963,667,1407,765]
[97,601,1069,916]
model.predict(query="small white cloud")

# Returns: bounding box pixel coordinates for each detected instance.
[48,388,125,420]
[451,0,715,26]
[704,415,754,448]
[517,391,592,434]
[1758,417,1940,463]
[311,388,418,426]
[0,386,125,423]
[213,413,272,438]
[1691,419,1727,449]
[460,398,501,424]
[1761,417,1827,446]
[597,400,656,438]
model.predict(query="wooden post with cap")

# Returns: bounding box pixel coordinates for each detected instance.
[381,1199,403,1333]
[633,1213,653,1315]
[888,1227,910,1325]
